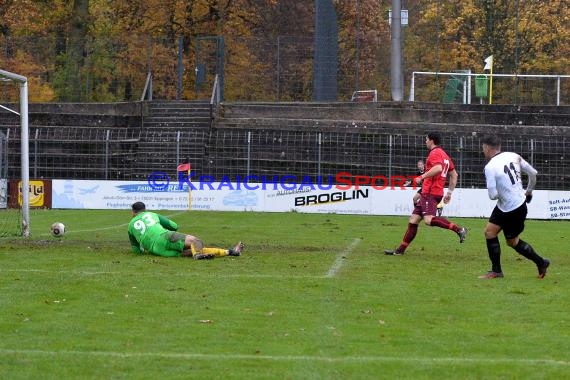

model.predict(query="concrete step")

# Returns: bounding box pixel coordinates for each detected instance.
[148,100,209,105]
[145,100,212,130]
[147,102,210,111]
[0,114,19,123]
[144,115,210,122]
[146,108,210,116]
[219,102,570,126]
[214,117,570,136]
[143,121,210,129]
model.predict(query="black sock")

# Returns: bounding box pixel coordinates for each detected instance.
[486,237,502,273]
[513,239,545,266]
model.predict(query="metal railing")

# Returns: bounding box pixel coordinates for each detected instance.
[3,126,567,191]
[410,71,570,105]
[140,71,153,101]
[208,74,221,128]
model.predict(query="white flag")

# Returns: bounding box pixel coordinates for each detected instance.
[483,55,493,71]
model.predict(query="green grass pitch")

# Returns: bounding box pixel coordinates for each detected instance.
[1,209,569,379]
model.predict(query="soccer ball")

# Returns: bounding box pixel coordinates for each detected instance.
[50,222,66,237]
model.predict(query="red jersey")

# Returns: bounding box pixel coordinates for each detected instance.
[421,146,455,197]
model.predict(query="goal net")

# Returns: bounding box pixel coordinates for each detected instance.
[0,69,30,237]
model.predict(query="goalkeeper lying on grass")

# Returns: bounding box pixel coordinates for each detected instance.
[128,201,243,260]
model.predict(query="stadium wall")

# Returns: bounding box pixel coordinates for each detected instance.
[0,101,569,190]
[218,102,570,128]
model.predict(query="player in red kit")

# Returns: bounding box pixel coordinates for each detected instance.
[384,133,468,255]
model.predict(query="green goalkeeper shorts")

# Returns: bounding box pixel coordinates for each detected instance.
[150,232,186,257]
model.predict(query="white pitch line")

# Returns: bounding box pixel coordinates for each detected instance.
[325,238,361,278]
[0,268,326,280]
[0,349,568,366]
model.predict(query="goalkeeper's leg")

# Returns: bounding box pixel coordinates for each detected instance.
[186,236,243,257]
[202,247,229,257]
[199,242,243,257]
[190,236,243,257]
[187,236,226,256]
[180,235,212,259]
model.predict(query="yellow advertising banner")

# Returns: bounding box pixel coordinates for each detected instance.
[15,180,51,207]
[8,179,52,208]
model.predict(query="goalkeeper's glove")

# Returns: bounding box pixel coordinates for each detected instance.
[525,193,533,203]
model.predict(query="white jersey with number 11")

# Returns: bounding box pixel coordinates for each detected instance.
[484,151,538,212]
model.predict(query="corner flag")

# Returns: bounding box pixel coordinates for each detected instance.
[177,162,192,210]
[483,55,494,104]
[483,55,493,71]
[177,163,191,172]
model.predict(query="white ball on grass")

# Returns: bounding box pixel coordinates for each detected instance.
[50,222,66,237]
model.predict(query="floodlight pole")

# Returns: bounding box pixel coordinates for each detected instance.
[390,0,404,101]
[514,0,520,104]
[0,69,29,237]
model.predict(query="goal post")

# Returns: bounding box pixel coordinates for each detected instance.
[0,69,30,237]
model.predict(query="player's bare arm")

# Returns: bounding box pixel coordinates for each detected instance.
[414,163,442,185]
[443,169,458,204]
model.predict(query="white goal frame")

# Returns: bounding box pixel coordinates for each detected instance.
[0,69,30,237]
[409,71,569,105]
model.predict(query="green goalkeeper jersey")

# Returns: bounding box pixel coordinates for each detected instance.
[128,211,179,254]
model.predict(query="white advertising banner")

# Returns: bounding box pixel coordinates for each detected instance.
[546,191,570,220]
[52,180,569,220]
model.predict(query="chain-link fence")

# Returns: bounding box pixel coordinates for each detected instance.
[2,126,568,191]
[203,129,568,191]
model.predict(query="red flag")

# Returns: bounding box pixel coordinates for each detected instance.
[177,163,191,172]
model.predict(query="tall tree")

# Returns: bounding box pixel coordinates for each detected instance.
[1,0,568,102]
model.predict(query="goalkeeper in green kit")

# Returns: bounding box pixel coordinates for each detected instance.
[128,202,243,260]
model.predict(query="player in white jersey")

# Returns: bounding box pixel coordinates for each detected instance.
[479,134,550,279]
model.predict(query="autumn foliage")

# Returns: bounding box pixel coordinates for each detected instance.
[0,0,568,102]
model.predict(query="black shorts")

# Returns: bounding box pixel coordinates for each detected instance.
[489,202,527,240]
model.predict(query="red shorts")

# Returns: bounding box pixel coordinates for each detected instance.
[412,194,443,217]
